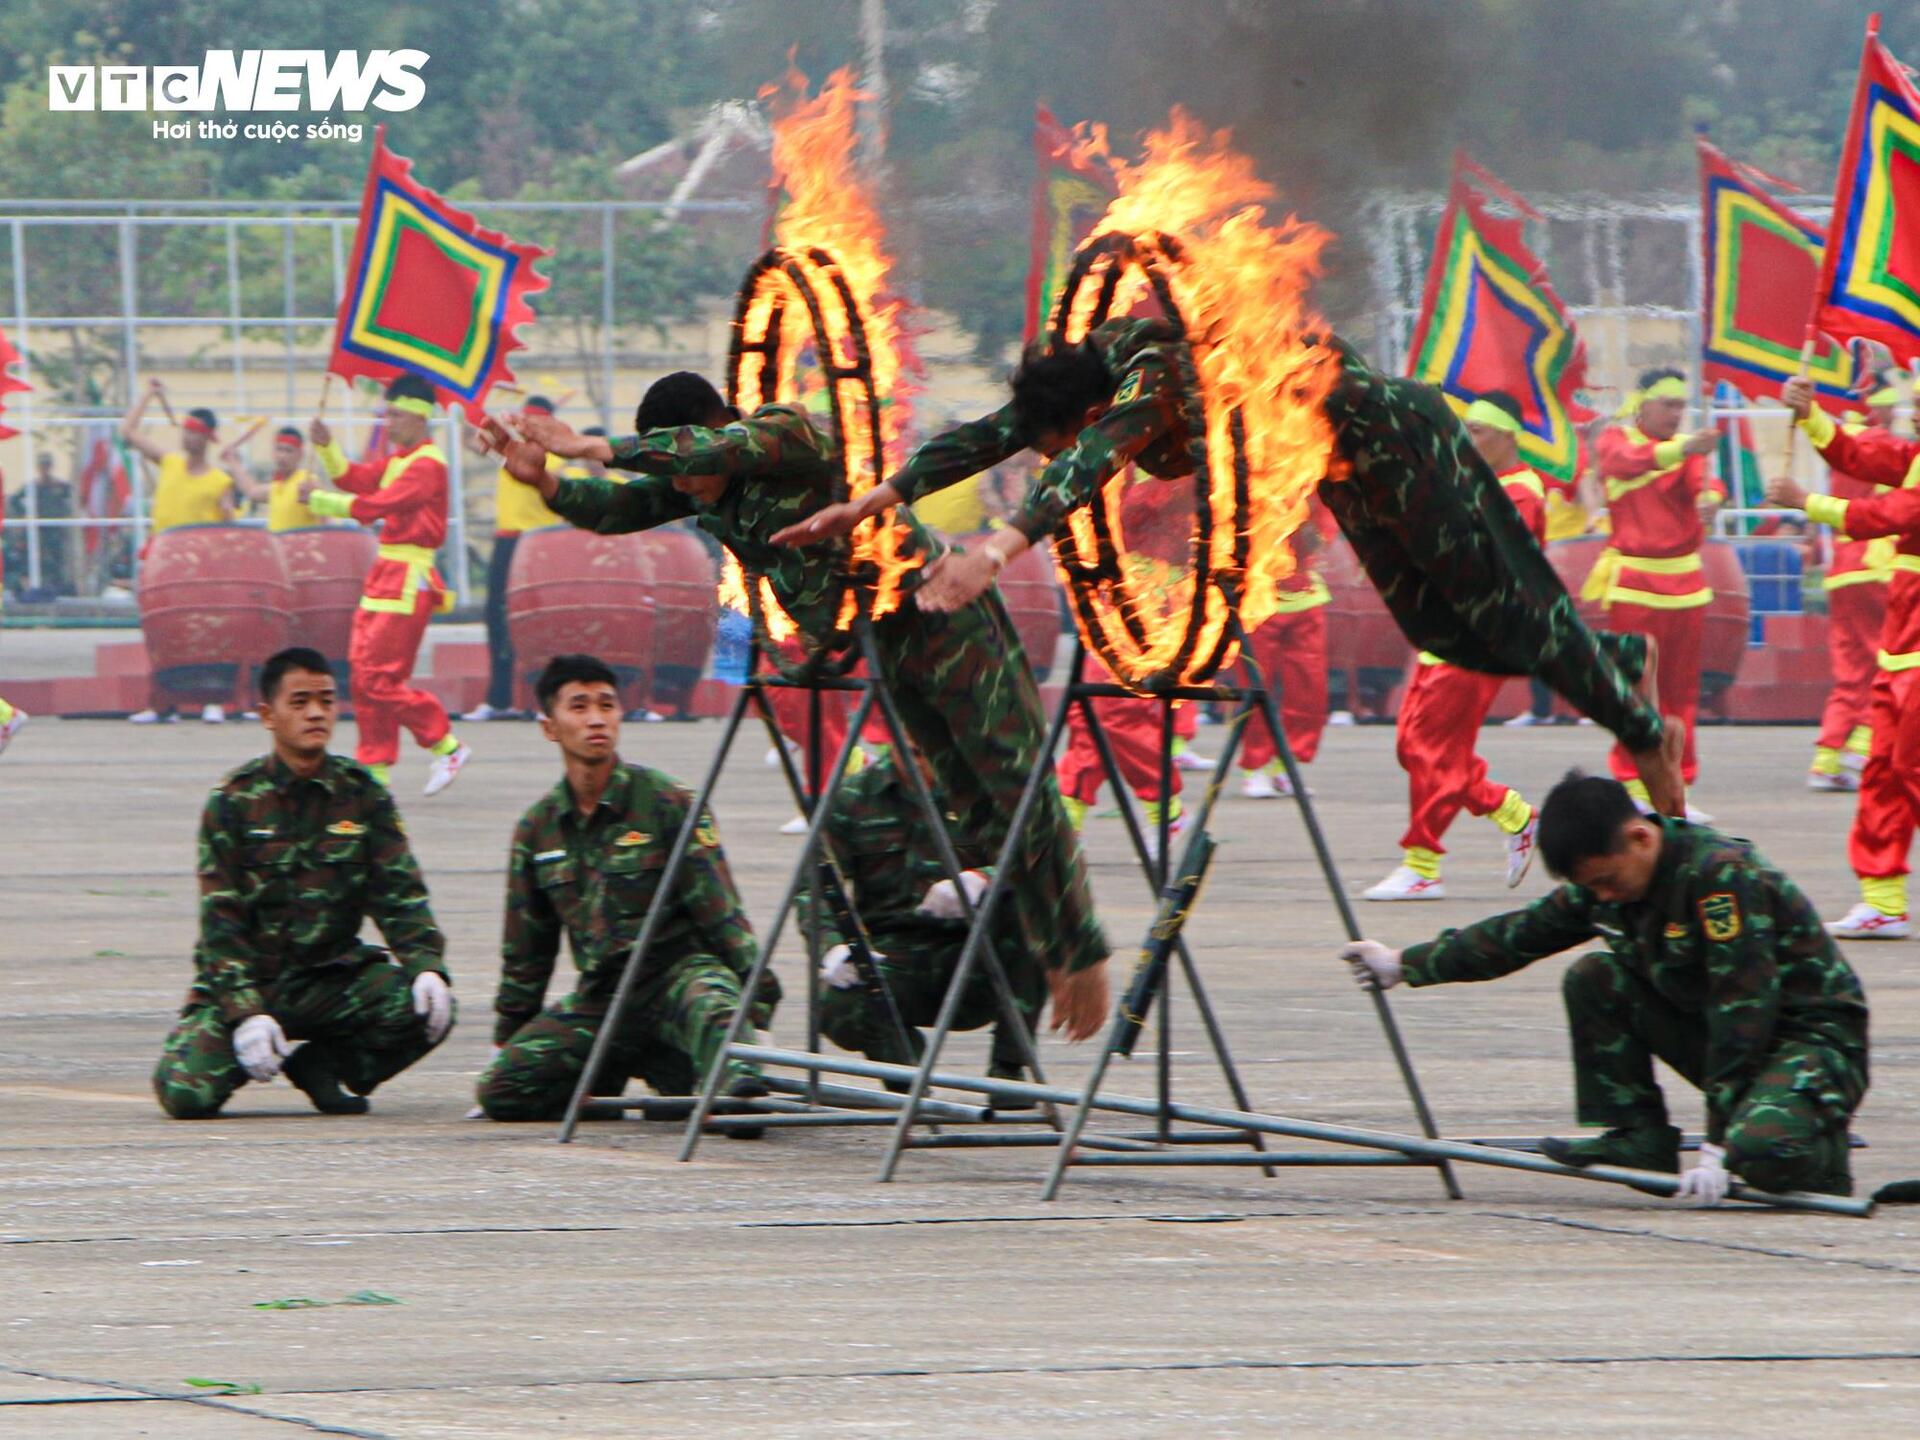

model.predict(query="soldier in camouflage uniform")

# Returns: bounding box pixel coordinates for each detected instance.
[782,323,1683,815]
[1343,772,1869,1201]
[477,653,777,1121]
[491,375,1111,1043]
[154,647,455,1119]
[799,748,1040,1078]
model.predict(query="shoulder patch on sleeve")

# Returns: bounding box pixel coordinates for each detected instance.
[1698,891,1741,942]
[1114,370,1145,406]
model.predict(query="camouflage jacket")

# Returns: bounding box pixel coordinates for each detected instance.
[495,760,761,1044]
[888,318,1196,544]
[795,755,1017,960]
[192,753,445,1024]
[547,403,939,640]
[1400,819,1869,1142]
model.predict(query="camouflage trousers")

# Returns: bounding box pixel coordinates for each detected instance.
[817,930,1044,1070]
[477,955,756,1120]
[1319,366,1663,753]
[872,588,1109,975]
[154,949,448,1119]
[1563,950,1868,1193]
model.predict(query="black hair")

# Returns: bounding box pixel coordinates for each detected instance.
[275,425,303,443]
[1537,769,1642,879]
[385,372,436,405]
[536,653,620,713]
[583,425,608,437]
[1475,390,1525,425]
[1636,366,1686,393]
[525,394,555,413]
[260,646,333,701]
[634,372,732,432]
[1007,341,1115,446]
[186,406,218,434]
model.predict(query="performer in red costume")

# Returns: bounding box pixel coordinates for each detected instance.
[303,374,470,795]
[1235,507,1331,800]
[1365,394,1542,901]
[1591,368,1725,816]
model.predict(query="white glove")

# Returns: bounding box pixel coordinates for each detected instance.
[1672,1142,1731,1206]
[233,1014,291,1081]
[919,869,989,920]
[411,971,454,1043]
[1340,940,1404,991]
[820,943,874,991]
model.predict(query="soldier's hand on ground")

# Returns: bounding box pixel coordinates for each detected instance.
[411,972,454,1043]
[1047,961,1110,1043]
[1681,428,1721,458]
[1672,1141,1731,1206]
[772,500,863,548]
[913,549,997,615]
[517,411,591,457]
[819,944,868,991]
[1780,375,1814,419]
[308,418,331,448]
[233,1015,291,1081]
[1765,475,1809,509]
[1340,940,1403,991]
[918,869,989,920]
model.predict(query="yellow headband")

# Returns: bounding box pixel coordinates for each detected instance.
[1640,376,1688,403]
[1463,399,1522,435]
[1868,386,1900,408]
[386,395,435,418]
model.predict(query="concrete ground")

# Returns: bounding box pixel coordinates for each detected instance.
[3,699,1918,1437]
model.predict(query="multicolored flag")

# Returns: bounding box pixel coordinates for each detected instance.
[1814,16,1920,365]
[1023,104,1118,344]
[1712,381,1766,532]
[1698,136,1853,414]
[328,125,549,420]
[0,324,31,439]
[1405,152,1594,484]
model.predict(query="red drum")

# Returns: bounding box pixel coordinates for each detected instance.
[277,525,378,695]
[632,526,719,716]
[507,526,656,711]
[1318,534,1412,718]
[138,524,294,704]
[997,541,1065,680]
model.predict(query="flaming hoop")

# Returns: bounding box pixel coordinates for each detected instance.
[1043,111,1340,693]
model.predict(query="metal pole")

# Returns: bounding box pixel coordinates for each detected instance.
[282,220,297,418]
[118,215,147,582]
[12,220,39,591]
[599,206,615,432]
[226,222,244,426]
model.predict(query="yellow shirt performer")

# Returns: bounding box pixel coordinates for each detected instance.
[121,379,237,724]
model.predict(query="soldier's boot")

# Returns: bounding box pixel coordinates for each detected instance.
[283,1044,371,1116]
[985,1021,1039,1106]
[1539,1122,1680,1174]
[718,1065,770,1141]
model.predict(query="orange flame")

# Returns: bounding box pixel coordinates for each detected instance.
[1058,110,1339,685]
[724,65,923,640]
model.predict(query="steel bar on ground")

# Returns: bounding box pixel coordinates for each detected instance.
[1070,1152,1422,1167]
[732,1047,1873,1217]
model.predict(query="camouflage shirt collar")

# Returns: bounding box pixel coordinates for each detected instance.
[263,751,341,795]
[549,759,637,830]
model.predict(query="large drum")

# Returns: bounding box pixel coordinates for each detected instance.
[277,525,378,696]
[138,524,294,705]
[506,526,656,711]
[633,526,719,717]
[1318,535,1412,719]
[997,541,1065,681]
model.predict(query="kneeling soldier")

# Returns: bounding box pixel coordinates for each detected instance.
[154,647,455,1118]
[1343,772,1868,1202]
[801,747,1041,1081]
[478,654,776,1120]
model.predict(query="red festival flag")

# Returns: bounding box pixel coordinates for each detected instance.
[1023,104,1118,344]
[1814,15,1920,365]
[0,323,31,439]
[1698,136,1853,414]
[1405,152,1594,484]
[328,126,549,420]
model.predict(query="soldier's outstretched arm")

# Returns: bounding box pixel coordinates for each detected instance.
[888,404,1027,504]
[1694,871,1785,1143]
[546,473,695,536]
[362,787,447,981]
[493,821,562,1046]
[1010,365,1182,543]
[1398,886,1600,987]
[194,790,271,1024]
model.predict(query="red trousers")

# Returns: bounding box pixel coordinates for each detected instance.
[1818,582,1888,752]
[348,564,449,768]
[1605,601,1703,785]
[1395,662,1512,853]
[1235,606,1328,769]
[1849,667,1920,880]
[1058,670,1181,807]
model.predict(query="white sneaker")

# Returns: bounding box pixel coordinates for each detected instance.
[1328,710,1356,727]
[765,740,800,769]
[1143,815,1187,866]
[1505,817,1538,889]
[1840,750,1868,773]
[1241,770,1279,799]
[1172,748,1216,772]
[1685,803,1714,825]
[1364,866,1446,901]
[779,814,809,835]
[0,707,26,756]
[1502,712,1543,728]
[423,743,472,797]
[128,708,176,725]
[200,703,226,724]
[461,702,503,722]
[1576,716,1597,727]
[1828,902,1911,940]
[1808,770,1861,793]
